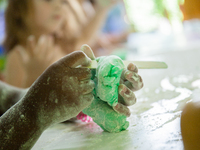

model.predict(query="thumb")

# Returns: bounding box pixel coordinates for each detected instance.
[59,51,92,68]
[81,44,96,60]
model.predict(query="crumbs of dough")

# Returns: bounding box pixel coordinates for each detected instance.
[8,126,14,133]
[20,114,25,119]
[49,91,57,103]
[47,77,50,85]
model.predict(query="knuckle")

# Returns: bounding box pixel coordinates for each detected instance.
[76,50,85,57]
[86,93,94,103]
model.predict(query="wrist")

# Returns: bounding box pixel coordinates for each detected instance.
[0,99,45,150]
[21,90,50,130]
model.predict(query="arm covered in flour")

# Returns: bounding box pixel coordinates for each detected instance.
[0,82,28,116]
[0,51,94,149]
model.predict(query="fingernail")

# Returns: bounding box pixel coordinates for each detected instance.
[81,44,90,51]
[125,88,131,95]
[125,71,132,78]
[131,64,135,70]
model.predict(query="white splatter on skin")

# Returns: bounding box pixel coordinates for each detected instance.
[0,51,94,150]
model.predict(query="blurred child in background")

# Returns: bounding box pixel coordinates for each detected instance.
[3,0,125,88]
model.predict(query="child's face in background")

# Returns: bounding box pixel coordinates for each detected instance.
[32,0,67,34]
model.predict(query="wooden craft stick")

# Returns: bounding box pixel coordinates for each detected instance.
[85,60,168,69]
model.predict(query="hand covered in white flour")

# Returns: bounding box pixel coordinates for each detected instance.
[116,63,144,115]
[0,51,94,149]
[25,51,94,127]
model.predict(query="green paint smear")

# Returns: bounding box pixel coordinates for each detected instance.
[83,55,129,133]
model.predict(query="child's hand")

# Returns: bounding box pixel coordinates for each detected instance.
[25,51,94,127]
[16,35,63,84]
[81,44,144,132]
[81,45,143,117]
[116,63,144,116]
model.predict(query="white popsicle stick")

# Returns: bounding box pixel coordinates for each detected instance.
[86,60,168,69]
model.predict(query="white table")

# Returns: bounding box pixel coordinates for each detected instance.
[32,48,200,150]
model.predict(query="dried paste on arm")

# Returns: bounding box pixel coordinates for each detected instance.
[83,55,129,133]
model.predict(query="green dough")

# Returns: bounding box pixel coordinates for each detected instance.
[83,95,129,133]
[96,55,125,107]
[83,55,129,133]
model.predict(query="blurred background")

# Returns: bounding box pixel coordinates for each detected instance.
[0,0,6,73]
[0,0,198,57]
[1,1,200,149]
[0,0,199,75]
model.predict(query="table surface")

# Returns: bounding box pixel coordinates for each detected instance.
[32,47,200,150]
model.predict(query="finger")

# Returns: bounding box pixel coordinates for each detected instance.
[35,35,46,55]
[120,63,138,82]
[81,44,96,60]
[113,103,131,117]
[15,45,28,64]
[40,35,49,57]
[45,36,54,56]
[69,93,94,117]
[59,51,91,68]
[67,0,87,25]
[127,63,138,73]
[26,35,35,57]
[123,71,144,91]
[43,37,56,65]
[79,79,95,95]
[120,69,127,82]
[118,84,136,106]
[71,68,93,81]
[79,93,94,109]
